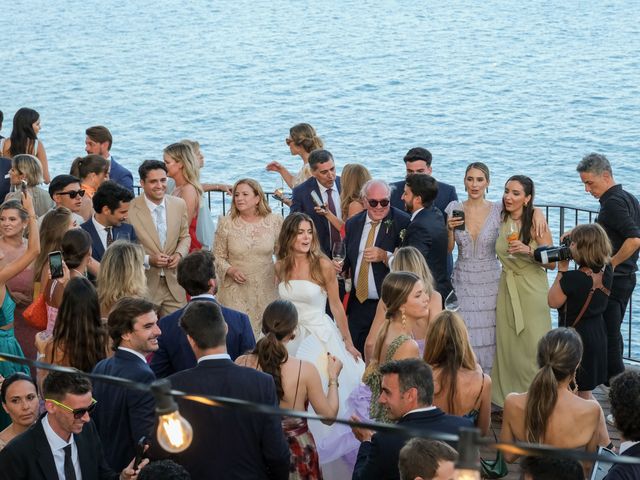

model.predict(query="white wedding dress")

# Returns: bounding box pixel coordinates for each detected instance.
[279,280,364,476]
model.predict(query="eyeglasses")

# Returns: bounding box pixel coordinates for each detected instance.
[367,199,390,208]
[56,189,86,199]
[46,398,97,419]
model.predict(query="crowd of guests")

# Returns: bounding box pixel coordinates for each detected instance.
[0,112,639,479]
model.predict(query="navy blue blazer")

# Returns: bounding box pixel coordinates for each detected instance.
[153,359,290,480]
[402,206,452,299]
[344,207,410,296]
[109,156,134,194]
[81,218,138,262]
[353,408,472,480]
[390,179,458,215]
[150,296,255,378]
[604,442,640,480]
[0,416,118,480]
[0,157,12,203]
[91,349,156,471]
[289,176,341,257]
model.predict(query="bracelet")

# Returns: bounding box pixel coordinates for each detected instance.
[328,378,339,388]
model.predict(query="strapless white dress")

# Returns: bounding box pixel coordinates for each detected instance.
[278,280,364,474]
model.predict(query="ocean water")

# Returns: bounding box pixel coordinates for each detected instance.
[4,0,640,356]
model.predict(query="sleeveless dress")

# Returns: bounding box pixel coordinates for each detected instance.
[0,290,30,429]
[491,223,551,407]
[444,201,502,373]
[278,280,365,471]
[282,360,323,479]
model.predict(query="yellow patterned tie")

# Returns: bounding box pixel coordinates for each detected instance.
[355,221,380,303]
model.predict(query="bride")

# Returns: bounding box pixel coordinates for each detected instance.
[276,212,364,472]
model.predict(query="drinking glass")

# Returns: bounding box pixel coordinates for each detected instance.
[444,289,460,312]
[506,220,519,259]
[332,241,346,278]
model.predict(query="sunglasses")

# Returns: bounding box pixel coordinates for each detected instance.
[285,138,294,146]
[367,199,390,208]
[46,398,97,419]
[56,189,86,199]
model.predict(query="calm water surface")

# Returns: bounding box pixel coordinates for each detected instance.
[4,0,640,354]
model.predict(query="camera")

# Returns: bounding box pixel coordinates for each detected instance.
[534,236,573,264]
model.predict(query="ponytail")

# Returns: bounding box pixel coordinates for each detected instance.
[254,332,288,400]
[524,364,559,443]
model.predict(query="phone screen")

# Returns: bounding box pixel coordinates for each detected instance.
[49,251,64,279]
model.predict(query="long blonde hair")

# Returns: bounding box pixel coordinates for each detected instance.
[163,142,203,198]
[391,246,435,296]
[276,212,326,289]
[229,178,272,219]
[340,164,371,219]
[97,241,148,315]
[370,272,420,366]
[423,311,477,413]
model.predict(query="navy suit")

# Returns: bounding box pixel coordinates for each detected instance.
[0,157,12,203]
[352,408,472,480]
[154,358,290,480]
[81,218,138,262]
[604,443,640,480]
[150,296,255,378]
[109,156,134,194]
[344,207,410,354]
[390,179,458,215]
[402,206,452,301]
[0,416,118,480]
[290,176,341,257]
[91,349,156,471]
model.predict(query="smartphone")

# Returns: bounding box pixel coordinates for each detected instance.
[133,436,149,470]
[310,190,325,208]
[48,251,64,279]
[452,210,465,230]
[21,180,27,194]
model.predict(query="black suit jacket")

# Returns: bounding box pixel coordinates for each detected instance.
[402,206,452,299]
[150,296,255,378]
[80,218,138,262]
[152,358,290,480]
[0,416,118,480]
[344,207,410,298]
[390,179,458,214]
[604,442,640,480]
[290,176,341,257]
[352,408,472,480]
[91,349,156,471]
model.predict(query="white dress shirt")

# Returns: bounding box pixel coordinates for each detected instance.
[118,346,148,363]
[143,195,168,275]
[354,216,381,300]
[410,207,424,222]
[91,215,111,251]
[42,414,83,480]
[198,353,231,363]
[317,181,342,221]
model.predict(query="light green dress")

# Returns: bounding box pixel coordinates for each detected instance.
[491,223,551,407]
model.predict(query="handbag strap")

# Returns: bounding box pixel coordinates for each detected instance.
[572,267,611,328]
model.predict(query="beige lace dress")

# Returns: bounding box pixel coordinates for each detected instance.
[214,213,283,336]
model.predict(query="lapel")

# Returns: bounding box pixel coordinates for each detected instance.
[84,220,105,260]
[163,196,178,250]
[374,210,393,248]
[348,211,367,261]
[75,424,95,479]
[33,420,58,480]
[132,196,162,251]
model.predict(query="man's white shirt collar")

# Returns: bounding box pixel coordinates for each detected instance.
[118,347,148,363]
[198,353,231,363]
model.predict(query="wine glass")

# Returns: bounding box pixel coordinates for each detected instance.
[506,219,519,259]
[332,241,346,278]
[444,289,460,312]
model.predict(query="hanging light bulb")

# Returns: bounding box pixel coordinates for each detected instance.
[454,428,481,480]
[151,379,193,453]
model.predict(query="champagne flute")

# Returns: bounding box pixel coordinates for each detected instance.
[332,241,346,279]
[444,289,460,312]
[506,219,519,259]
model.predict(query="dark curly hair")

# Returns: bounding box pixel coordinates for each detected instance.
[609,371,640,441]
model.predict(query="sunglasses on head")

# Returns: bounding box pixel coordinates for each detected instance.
[56,189,86,199]
[46,398,97,419]
[367,199,390,208]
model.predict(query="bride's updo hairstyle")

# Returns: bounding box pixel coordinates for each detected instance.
[369,272,420,368]
[254,300,299,400]
[276,212,326,288]
[423,311,477,413]
[289,123,323,153]
[525,328,583,443]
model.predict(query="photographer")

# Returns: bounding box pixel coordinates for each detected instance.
[548,223,613,402]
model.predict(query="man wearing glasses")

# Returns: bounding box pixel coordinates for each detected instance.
[39,174,86,227]
[0,371,146,479]
[343,179,410,357]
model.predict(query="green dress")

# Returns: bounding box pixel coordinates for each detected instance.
[491,223,551,407]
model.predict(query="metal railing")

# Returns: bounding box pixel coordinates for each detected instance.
[150,188,639,363]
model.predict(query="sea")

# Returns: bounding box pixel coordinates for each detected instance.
[3,0,640,357]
